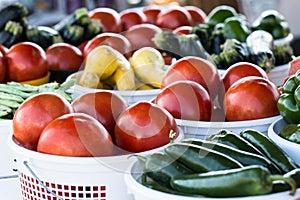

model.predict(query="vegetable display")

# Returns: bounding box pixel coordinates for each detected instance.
[140,129,299,198]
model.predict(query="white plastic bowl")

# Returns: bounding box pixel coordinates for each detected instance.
[125,160,300,200]
[268,117,300,166]
[66,71,160,104]
[274,33,294,46]
[176,115,281,139]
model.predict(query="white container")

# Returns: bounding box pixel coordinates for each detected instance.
[268,117,300,165]
[274,33,294,46]
[125,160,300,200]
[176,115,280,139]
[66,71,160,105]
[8,128,184,200]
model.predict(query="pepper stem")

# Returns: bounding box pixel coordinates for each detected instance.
[169,130,177,144]
[270,175,297,195]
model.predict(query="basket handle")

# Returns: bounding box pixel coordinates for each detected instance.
[23,160,64,200]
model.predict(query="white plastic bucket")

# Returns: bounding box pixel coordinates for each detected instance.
[268,117,300,166]
[125,160,300,200]
[8,128,184,200]
[176,115,281,139]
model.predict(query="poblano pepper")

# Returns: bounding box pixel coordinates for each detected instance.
[277,70,300,124]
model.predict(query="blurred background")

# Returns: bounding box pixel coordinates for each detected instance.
[0,0,299,55]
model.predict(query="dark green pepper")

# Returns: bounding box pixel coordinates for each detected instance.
[206,129,264,155]
[240,129,299,174]
[138,152,191,188]
[209,23,226,54]
[206,5,238,27]
[171,165,296,197]
[223,15,251,42]
[277,73,300,124]
[280,123,300,144]
[164,142,243,173]
[182,138,281,174]
[272,168,300,193]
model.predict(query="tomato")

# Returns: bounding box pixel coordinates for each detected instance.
[124,23,162,52]
[0,51,7,83]
[13,92,73,150]
[77,40,88,53]
[37,113,114,157]
[71,91,128,139]
[224,76,280,121]
[172,25,192,35]
[143,5,163,25]
[222,62,269,92]
[289,56,300,76]
[156,6,193,30]
[46,43,83,71]
[6,42,48,82]
[83,32,132,58]
[89,7,122,33]
[162,56,221,100]
[155,80,212,121]
[184,5,207,25]
[0,44,8,55]
[114,101,178,153]
[120,9,146,31]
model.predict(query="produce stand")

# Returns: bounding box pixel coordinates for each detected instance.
[1,1,300,200]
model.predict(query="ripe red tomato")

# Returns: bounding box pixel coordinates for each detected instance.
[0,51,7,83]
[222,62,269,92]
[289,56,300,76]
[124,23,162,52]
[224,76,280,121]
[13,93,73,150]
[89,7,122,33]
[184,5,207,25]
[155,80,212,121]
[162,56,221,100]
[172,25,192,35]
[37,113,114,157]
[6,42,48,82]
[0,44,8,55]
[120,9,146,31]
[156,6,193,30]
[71,91,128,139]
[83,32,132,58]
[143,5,163,25]
[46,43,83,71]
[114,101,178,153]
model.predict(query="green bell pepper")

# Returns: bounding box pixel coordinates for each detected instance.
[206,5,237,27]
[280,123,300,144]
[223,15,251,42]
[277,71,300,124]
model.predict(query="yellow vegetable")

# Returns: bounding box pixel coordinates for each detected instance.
[130,47,166,88]
[20,72,50,86]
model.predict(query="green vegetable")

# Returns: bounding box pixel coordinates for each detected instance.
[0,20,24,47]
[190,23,212,53]
[206,5,238,27]
[182,138,280,174]
[164,143,243,173]
[0,2,28,30]
[272,168,300,193]
[272,44,294,66]
[171,165,296,197]
[177,34,209,59]
[26,25,63,50]
[223,15,251,42]
[138,152,191,188]
[240,129,299,174]
[61,24,85,46]
[252,10,290,39]
[277,72,300,124]
[209,23,226,54]
[206,129,264,155]
[280,123,300,144]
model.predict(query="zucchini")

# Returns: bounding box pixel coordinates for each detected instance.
[0,2,28,30]
[26,25,63,49]
[0,20,24,47]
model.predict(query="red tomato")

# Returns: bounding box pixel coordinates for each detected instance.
[120,9,146,31]
[0,51,7,82]
[156,6,193,30]
[13,93,73,150]
[0,44,8,55]
[224,76,280,121]
[222,62,269,92]
[124,23,162,52]
[114,101,178,153]
[71,91,128,139]
[46,43,83,71]
[184,5,207,25]
[155,80,212,121]
[6,42,48,82]
[289,56,300,76]
[37,113,114,157]
[162,56,221,100]
[143,5,163,25]
[89,7,122,33]
[77,40,88,54]
[172,25,192,35]
[83,32,132,58]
